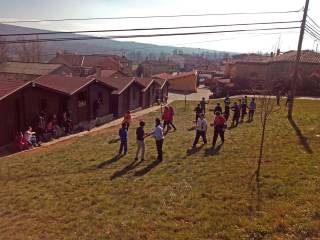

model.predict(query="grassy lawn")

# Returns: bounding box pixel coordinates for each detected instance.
[0,99,319,240]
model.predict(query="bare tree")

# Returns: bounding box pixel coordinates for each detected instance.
[14,37,45,62]
[249,87,280,211]
[0,37,9,62]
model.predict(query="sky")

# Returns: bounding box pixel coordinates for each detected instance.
[0,0,319,53]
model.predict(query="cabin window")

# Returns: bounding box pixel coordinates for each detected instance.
[78,92,87,108]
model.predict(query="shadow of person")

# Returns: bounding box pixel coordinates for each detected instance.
[204,143,223,156]
[288,118,313,154]
[134,158,162,177]
[188,126,196,131]
[108,138,120,144]
[96,155,123,169]
[228,125,237,130]
[110,158,144,180]
[186,144,205,156]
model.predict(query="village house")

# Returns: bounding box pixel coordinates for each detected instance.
[168,54,212,72]
[224,50,320,95]
[0,62,72,81]
[49,53,133,77]
[153,78,169,103]
[100,76,145,117]
[32,75,116,129]
[136,77,159,108]
[0,79,32,148]
[153,72,197,93]
[138,59,180,77]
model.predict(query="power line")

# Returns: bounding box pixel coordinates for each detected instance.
[0,20,301,38]
[305,29,320,42]
[307,15,320,31]
[0,26,301,45]
[14,30,301,58]
[306,22,320,36]
[305,24,320,40]
[0,9,302,24]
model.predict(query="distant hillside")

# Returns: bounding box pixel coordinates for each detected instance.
[0,24,233,62]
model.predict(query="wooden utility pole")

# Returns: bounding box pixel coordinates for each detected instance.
[288,0,310,119]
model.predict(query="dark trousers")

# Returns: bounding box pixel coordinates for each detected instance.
[156,139,164,161]
[248,110,255,121]
[224,114,230,122]
[119,139,128,155]
[193,130,207,146]
[241,110,247,121]
[212,127,225,148]
[163,120,176,132]
[232,115,240,126]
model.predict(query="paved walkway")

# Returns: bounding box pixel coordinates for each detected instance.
[168,85,212,101]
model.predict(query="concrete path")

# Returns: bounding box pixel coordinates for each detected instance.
[168,85,212,101]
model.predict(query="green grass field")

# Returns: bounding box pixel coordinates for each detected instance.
[0,99,319,240]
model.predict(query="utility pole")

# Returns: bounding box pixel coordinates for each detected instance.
[288,0,310,119]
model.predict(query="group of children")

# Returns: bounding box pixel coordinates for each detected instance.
[117,107,174,162]
[192,96,257,149]
[116,96,258,162]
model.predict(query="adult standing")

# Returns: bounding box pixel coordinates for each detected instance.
[135,121,146,161]
[248,98,257,122]
[211,111,226,148]
[192,113,208,148]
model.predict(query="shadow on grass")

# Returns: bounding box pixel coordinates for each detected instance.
[188,126,196,131]
[134,158,162,177]
[204,144,223,156]
[108,138,120,144]
[110,158,144,180]
[186,145,204,156]
[289,118,313,154]
[96,155,123,169]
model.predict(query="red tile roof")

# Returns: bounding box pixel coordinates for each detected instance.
[153,73,173,80]
[0,62,65,76]
[272,50,320,64]
[100,77,146,95]
[135,77,155,91]
[34,75,94,95]
[101,70,127,78]
[0,79,30,101]
[170,71,196,79]
[155,78,168,89]
[50,54,122,70]
[100,77,135,95]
